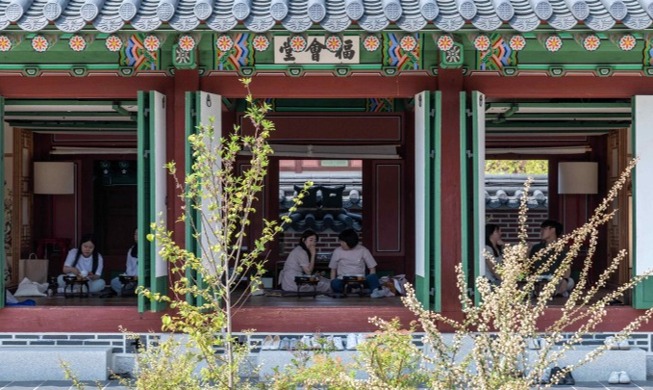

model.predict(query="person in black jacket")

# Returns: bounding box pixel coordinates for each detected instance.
[529,220,574,297]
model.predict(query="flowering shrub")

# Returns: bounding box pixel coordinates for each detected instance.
[390,159,652,389]
[270,159,653,390]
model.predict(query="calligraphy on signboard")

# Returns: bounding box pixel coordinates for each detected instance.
[274,36,360,64]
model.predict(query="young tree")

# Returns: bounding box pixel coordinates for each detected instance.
[269,159,653,389]
[142,79,308,389]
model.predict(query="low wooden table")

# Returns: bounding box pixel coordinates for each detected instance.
[119,275,138,296]
[342,276,366,297]
[63,276,89,298]
[294,276,319,298]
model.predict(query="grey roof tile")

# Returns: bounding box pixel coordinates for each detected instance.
[56,0,87,32]
[0,0,648,33]
[396,0,429,31]
[433,0,466,30]
[585,0,617,30]
[283,0,313,31]
[622,0,651,28]
[473,0,506,31]
[548,0,579,29]
[509,9,540,32]
[167,0,201,31]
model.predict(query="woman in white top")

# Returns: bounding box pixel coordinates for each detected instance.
[58,234,106,293]
[110,229,138,295]
[280,230,331,293]
[484,223,504,284]
[329,228,381,295]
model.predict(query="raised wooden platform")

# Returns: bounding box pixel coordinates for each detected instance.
[0,294,413,333]
[1,293,652,333]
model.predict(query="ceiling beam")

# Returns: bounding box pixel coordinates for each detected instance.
[7,120,136,131]
[5,99,137,107]
[486,113,631,121]
[5,111,135,118]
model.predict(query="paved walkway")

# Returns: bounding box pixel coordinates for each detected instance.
[0,381,128,389]
[3,381,653,389]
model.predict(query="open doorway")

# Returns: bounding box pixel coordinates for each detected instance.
[2,99,139,306]
[478,98,632,305]
[484,159,549,246]
[275,159,363,284]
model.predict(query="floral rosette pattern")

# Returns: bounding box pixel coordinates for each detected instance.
[363,35,380,52]
[252,35,270,51]
[400,35,417,52]
[545,35,562,52]
[105,35,123,52]
[583,35,600,51]
[178,35,195,51]
[290,35,307,52]
[509,35,526,51]
[32,35,49,52]
[473,35,491,51]
[325,36,342,52]
[143,35,161,52]
[69,35,86,51]
[619,35,636,51]
[437,35,454,51]
[0,36,12,52]
[216,35,233,52]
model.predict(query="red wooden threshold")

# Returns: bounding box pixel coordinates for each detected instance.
[0,306,415,333]
[0,306,649,333]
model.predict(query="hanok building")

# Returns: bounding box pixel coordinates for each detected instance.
[0,0,652,347]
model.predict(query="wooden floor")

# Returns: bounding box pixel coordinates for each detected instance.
[1,290,413,333]
[25,289,407,308]
[1,287,641,334]
[23,286,614,308]
[28,294,138,306]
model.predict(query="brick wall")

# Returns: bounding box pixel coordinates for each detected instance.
[280,210,548,257]
[486,210,549,243]
[280,230,344,256]
[277,210,548,287]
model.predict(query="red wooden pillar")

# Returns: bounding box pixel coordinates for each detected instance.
[170,70,200,246]
[439,69,464,312]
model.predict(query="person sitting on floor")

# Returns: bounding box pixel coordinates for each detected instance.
[484,223,504,284]
[280,230,331,294]
[329,228,382,297]
[529,219,574,297]
[110,228,138,296]
[58,234,106,293]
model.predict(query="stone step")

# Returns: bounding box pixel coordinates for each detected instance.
[529,346,647,382]
[0,346,112,381]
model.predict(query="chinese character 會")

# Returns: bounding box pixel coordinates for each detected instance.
[306,38,327,62]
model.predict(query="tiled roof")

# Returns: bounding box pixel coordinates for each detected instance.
[485,174,548,210]
[0,0,648,34]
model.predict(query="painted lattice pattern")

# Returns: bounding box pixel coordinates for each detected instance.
[366,98,394,112]
[477,33,517,71]
[215,33,255,71]
[383,33,420,70]
[644,38,653,66]
[118,34,160,71]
